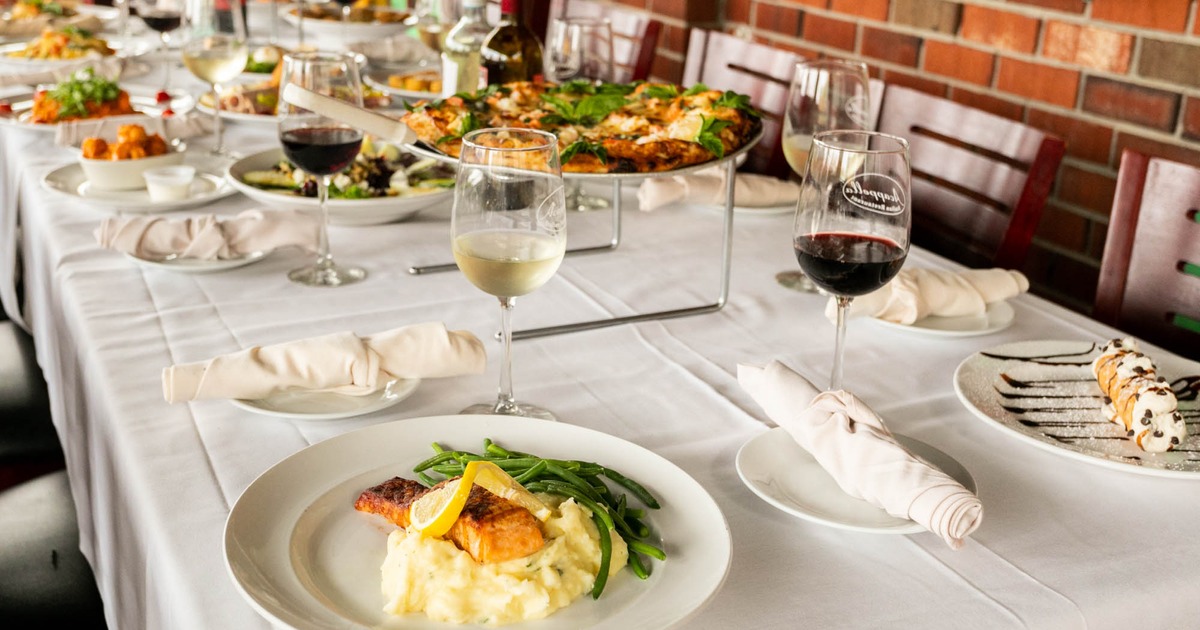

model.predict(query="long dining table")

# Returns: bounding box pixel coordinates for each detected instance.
[4,31,1200,630]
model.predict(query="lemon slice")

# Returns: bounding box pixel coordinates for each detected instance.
[470,461,552,522]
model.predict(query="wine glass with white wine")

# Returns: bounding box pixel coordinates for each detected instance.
[182,0,248,157]
[776,59,871,293]
[452,128,567,421]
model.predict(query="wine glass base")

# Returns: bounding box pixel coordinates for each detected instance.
[776,270,821,293]
[460,401,557,422]
[288,263,367,287]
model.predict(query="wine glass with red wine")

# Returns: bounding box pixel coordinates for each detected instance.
[278,51,367,287]
[793,130,910,390]
[135,0,184,102]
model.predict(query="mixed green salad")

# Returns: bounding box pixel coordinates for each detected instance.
[244,139,455,200]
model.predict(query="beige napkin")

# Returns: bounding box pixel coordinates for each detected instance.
[826,268,1029,325]
[55,111,213,147]
[636,166,800,211]
[95,210,320,261]
[162,322,488,403]
[738,360,983,549]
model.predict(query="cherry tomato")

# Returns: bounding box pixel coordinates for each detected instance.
[155,90,171,104]
[162,108,175,118]
[0,102,12,114]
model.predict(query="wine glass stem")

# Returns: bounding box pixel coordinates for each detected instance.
[211,82,224,154]
[493,296,519,415]
[830,296,851,391]
[160,35,170,90]
[315,175,333,270]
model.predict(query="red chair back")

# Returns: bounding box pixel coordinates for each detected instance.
[876,84,1065,269]
[547,0,662,82]
[1094,150,1200,359]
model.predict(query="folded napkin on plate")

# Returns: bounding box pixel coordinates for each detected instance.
[55,111,213,147]
[738,361,983,549]
[162,322,487,403]
[637,166,800,211]
[826,268,1029,325]
[0,54,122,89]
[95,210,320,260]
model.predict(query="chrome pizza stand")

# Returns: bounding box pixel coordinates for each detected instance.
[404,130,762,340]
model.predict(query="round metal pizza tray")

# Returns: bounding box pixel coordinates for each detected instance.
[404,128,765,182]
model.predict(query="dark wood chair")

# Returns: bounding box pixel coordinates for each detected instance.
[1094,150,1200,360]
[547,0,662,82]
[875,84,1066,270]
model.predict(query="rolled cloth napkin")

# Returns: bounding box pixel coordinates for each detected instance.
[162,322,488,403]
[826,268,1029,325]
[738,360,983,549]
[636,166,800,211]
[55,111,213,146]
[95,210,320,260]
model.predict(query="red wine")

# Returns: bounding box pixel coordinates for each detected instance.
[280,127,363,176]
[141,10,182,33]
[794,232,906,296]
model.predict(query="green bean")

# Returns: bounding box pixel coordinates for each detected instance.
[590,512,612,599]
[431,442,446,453]
[411,450,459,473]
[627,540,666,561]
[416,471,437,487]
[485,442,515,458]
[512,460,548,484]
[602,467,660,509]
[430,464,464,476]
[625,514,650,538]
[625,508,645,519]
[544,462,603,502]
[628,550,650,579]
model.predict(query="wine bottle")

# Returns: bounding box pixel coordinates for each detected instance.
[439,0,490,96]
[480,0,544,85]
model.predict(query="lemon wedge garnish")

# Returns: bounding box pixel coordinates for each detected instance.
[409,461,551,537]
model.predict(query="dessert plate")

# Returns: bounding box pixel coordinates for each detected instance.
[871,301,1015,337]
[954,339,1200,478]
[124,251,268,274]
[736,428,975,534]
[230,378,419,421]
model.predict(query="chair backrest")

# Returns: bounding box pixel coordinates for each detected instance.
[876,84,1065,269]
[547,0,662,82]
[681,29,799,178]
[1094,150,1200,359]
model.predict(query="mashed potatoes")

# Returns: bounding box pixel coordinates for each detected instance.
[380,498,629,626]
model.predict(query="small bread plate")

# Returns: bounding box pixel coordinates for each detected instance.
[0,88,194,131]
[224,414,731,629]
[229,378,419,421]
[124,251,268,274]
[955,339,1200,478]
[871,300,1016,337]
[42,151,236,213]
[227,148,454,226]
[736,428,976,534]
[362,65,439,103]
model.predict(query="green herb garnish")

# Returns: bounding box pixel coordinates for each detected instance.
[434,110,478,144]
[47,68,120,120]
[538,92,627,126]
[641,84,679,100]
[559,139,608,164]
[682,83,709,96]
[696,116,732,158]
[714,90,762,118]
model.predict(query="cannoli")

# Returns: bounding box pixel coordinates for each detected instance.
[1091,338,1187,453]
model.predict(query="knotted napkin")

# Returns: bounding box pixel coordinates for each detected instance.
[162,322,487,403]
[636,166,800,211]
[738,360,983,549]
[95,210,320,261]
[55,111,213,147]
[826,268,1029,325]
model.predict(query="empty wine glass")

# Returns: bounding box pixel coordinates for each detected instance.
[181,0,248,156]
[544,16,613,212]
[793,130,910,390]
[278,51,367,287]
[777,59,871,293]
[452,128,567,420]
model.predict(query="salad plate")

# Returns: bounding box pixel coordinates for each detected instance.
[230,378,418,421]
[225,414,731,629]
[871,300,1016,337]
[954,339,1200,478]
[736,428,975,534]
[42,151,235,213]
[226,147,454,226]
[124,251,268,274]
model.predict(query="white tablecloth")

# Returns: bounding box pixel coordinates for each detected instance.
[4,31,1200,630]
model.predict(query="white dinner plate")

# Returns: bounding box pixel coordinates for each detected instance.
[0,88,194,132]
[280,7,409,47]
[41,151,236,213]
[226,148,454,226]
[230,378,419,421]
[702,202,795,216]
[871,300,1016,337]
[124,251,268,274]
[224,414,731,629]
[736,428,976,534]
[954,339,1200,478]
[363,66,439,103]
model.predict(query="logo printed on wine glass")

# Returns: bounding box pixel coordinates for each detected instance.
[842,173,906,215]
[844,95,869,129]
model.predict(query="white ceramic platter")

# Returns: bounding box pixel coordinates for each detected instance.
[871,300,1016,337]
[124,250,268,274]
[230,378,419,421]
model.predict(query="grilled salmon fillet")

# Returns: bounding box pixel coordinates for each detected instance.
[355,477,545,564]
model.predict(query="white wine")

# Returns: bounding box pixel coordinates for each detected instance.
[782,133,813,176]
[480,0,543,85]
[453,230,564,298]
[182,39,249,84]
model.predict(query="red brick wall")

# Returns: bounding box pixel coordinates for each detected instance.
[600,0,1200,316]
